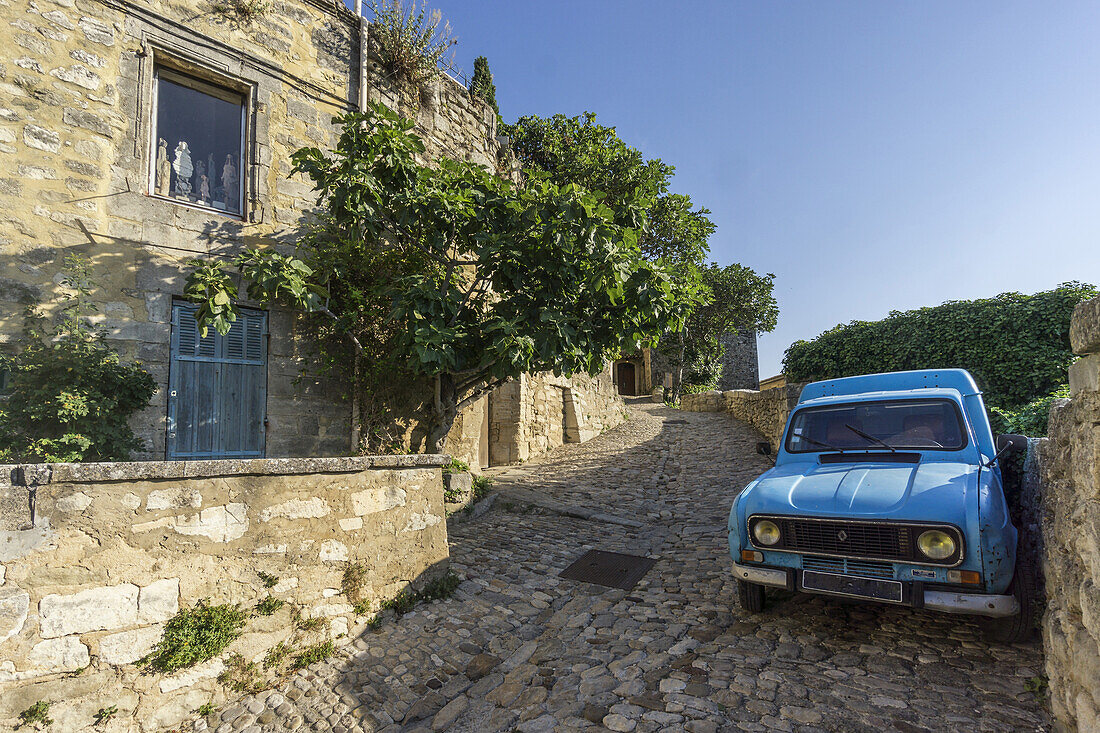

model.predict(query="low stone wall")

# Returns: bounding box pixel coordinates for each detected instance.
[0,455,448,731]
[680,385,802,450]
[1040,296,1100,732]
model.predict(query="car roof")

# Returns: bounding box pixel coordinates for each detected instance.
[795,388,964,410]
[798,369,980,404]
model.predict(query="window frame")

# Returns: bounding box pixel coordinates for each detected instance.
[147,60,250,219]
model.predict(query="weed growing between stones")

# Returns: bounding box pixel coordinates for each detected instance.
[254,596,285,616]
[144,600,250,674]
[292,607,324,632]
[17,701,52,728]
[379,571,461,617]
[218,653,264,694]
[93,706,118,724]
[196,703,218,717]
[291,641,335,670]
[257,571,278,589]
[1026,675,1049,702]
[263,642,293,670]
[342,561,367,603]
[211,0,270,22]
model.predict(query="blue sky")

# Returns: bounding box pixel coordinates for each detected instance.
[367,1,1100,377]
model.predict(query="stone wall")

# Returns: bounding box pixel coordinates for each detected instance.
[681,384,802,451]
[717,330,760,391]
[0,455,448,731]
[480,368,625,468]
[1039,295,1100,731]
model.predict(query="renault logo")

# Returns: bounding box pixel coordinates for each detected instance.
[837,530,848,542]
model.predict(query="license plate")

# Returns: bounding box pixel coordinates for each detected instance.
[802,570,904,603]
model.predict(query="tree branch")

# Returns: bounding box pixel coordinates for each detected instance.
[455,376,507,412]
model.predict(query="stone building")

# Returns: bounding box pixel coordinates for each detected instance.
[611,330,759,398]
[717,329,759,390]
[0,0,622,468]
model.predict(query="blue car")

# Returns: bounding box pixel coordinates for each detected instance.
[728,369,1033,642]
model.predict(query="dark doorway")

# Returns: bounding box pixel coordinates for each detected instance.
[616,362,636,395]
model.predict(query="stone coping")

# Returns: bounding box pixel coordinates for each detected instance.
[2,454,449,486]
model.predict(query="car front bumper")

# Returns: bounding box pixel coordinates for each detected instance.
[733,563,1019,618]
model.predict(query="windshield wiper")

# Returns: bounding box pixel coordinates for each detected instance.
[801,436,846,452]
[845,424,896,453]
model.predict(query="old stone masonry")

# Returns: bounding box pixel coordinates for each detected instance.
[210,400,1048,733]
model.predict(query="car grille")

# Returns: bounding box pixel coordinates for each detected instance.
[783,518,909,558]
[802,556,894,579]
[749,516,962,566]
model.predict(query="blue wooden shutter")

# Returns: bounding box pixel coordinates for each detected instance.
[167,302,267,459]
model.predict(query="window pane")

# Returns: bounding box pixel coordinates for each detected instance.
[154,72,243,214]
[786,399,967,452]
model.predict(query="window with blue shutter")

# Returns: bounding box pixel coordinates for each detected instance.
[167,302,267,459]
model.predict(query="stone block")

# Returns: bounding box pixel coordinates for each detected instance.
[27,635,89,673]
[99,624,162,665]
[138,578,179,624]
[170,503,250,543]
[1070,296,1100,355]
[402,512,442,533]
[351,486,407,515]
[145,487,202,512]
[54,491,92,512]
[158,658,224,693]
[38,583,139,637]
[319,539,348,562]
[259,497,330,522]
[1069,355,1100,396]
[0,586,30,643]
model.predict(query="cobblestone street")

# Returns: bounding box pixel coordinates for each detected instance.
[212,399,1049,733]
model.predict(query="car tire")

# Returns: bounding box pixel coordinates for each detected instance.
[984,554,1035,643]
[738,580,766,613]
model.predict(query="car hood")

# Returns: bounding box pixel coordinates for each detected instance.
[743,459,978,520]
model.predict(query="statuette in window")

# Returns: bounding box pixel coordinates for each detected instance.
[155,138,171,196]
[199,174,210,203]
[222,154,237,209]
[193,159,206,202]
[173,141,193,196]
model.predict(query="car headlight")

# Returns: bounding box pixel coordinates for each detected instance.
[917,530,956,560]
[752,519,781,546]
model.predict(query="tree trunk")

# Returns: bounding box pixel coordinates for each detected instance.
[672,329,686,404]
[350,353,362,454]
[427,373,458,454]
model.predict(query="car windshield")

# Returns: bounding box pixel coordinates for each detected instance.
[786,399,967,453]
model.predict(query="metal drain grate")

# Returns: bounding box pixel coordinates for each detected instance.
[559,550,657,590]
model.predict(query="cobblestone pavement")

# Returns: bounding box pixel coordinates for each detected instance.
[210,400,1049,733]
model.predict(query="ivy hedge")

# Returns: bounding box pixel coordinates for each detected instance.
[783,282,1096,410]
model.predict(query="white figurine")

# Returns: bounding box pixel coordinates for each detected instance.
[172,141,193,196]
[199,174,210,203]
[193,159,206,202]
[155,138,171,196]
[221,154,237,209]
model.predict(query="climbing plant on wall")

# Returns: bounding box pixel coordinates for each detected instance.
[0,256,156,462]
[782,282,1096,410]
[185,103,697,453]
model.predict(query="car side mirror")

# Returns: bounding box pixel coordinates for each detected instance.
[996,434,1028,454]
[756,442,772,456]
[987,433,1028,467]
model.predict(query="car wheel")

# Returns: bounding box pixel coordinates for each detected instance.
[738,580,766,613]
[984,555,1035,643]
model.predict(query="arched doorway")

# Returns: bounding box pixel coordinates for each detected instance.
[616,362,636,395]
